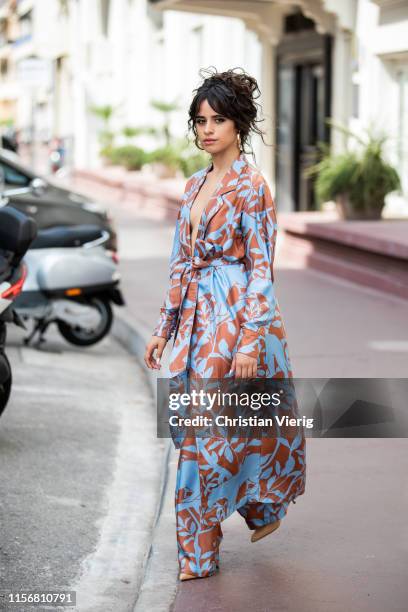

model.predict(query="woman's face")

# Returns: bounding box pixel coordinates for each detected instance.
[194,99,239,155]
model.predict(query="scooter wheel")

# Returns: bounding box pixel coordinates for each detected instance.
[57,297,113,346]
[0,353,12,417]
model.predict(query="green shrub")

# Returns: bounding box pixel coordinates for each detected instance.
[98,129,115,149]
[178,149,210,177]
[147,146,180,169]
[312,152,360,203]
[146,144,210,177]
[106,145,147,170]
[100,145,115,161]
[306,125,401,212]
[101,138,209,177]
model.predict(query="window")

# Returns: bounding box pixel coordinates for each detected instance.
[0,58,8,76]
[19,9,33,40]
[352,82,359,119]
[100,0,111,38]
[284,9,315,33]
[397,67,408,194]
[0,161,30,187]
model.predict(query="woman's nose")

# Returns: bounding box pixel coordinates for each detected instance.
[203,122,213,134]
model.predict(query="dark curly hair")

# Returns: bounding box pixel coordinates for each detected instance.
[188,66,267,156]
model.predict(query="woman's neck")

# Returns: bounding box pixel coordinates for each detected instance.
[210,144,241,176]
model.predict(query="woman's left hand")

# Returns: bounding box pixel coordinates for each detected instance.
[230,352,258,378]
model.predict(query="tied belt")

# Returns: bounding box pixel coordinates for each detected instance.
[187,256,244,270]
[173,256,244,336]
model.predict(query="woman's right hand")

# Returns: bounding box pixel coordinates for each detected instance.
[144,335,168,370]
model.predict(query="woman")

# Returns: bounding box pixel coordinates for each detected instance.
[145,67,306,581]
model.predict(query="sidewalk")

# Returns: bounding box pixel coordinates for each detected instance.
[0,325,165,612]
[60,173,408,611]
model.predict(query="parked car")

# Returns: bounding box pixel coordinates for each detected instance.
[0,148,117,251]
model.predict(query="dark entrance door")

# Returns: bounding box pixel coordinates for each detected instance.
[276,15,332,212]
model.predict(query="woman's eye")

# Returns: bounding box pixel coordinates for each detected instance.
[195,117,224,125]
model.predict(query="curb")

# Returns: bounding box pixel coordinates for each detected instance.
[133,438,178,612]
[60,315,166,612]
[111,308,158,398]
[111,308,178,612]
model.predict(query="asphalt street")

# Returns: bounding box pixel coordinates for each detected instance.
[0,323,164,612]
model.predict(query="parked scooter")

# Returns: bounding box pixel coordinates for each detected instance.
[0,206,37,416]
[13,223,125,347]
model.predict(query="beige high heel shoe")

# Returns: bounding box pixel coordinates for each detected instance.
[251,519,281,543]
[179,572,199,581]
[179,563,219,581]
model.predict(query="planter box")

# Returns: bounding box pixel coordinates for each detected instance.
[335,193,384,221]
[278,211,408,300]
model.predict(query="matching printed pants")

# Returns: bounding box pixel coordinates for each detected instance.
[176,496,289,578]
[175,446,292,578]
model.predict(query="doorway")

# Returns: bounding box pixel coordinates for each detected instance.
[276,14,332,212]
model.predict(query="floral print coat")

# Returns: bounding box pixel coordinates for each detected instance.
[153,152,306,577]
[153,152,293,380]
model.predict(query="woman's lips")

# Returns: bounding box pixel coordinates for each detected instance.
[203,139,216,144]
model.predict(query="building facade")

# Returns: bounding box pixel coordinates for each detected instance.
[0,0,406,213]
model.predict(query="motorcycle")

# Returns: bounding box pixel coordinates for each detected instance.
[0,206,37,416]
[14,223,125,347]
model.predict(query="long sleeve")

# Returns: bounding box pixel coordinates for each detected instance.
[152,208,185,340]
[236,179,277,360]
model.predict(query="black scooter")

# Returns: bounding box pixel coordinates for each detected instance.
[0,206,37,416]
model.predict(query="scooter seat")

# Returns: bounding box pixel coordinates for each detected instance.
[0,253,10,283]
[30,225,103,249]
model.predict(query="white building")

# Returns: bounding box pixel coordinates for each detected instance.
[355,0,408,205]
[150,0,408,213]
[0,0,407,213]
[67,0,262,170]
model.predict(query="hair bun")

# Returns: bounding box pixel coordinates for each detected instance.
[198,67,260,102]
[189,66,267,157]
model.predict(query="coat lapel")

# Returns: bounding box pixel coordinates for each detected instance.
[186,152,248,256]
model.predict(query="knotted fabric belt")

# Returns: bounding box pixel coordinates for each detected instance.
[173,257,244,338]
[179,255,244,302]
[188,256,243,270]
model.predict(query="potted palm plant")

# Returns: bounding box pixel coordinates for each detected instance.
[306,122,401,220]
